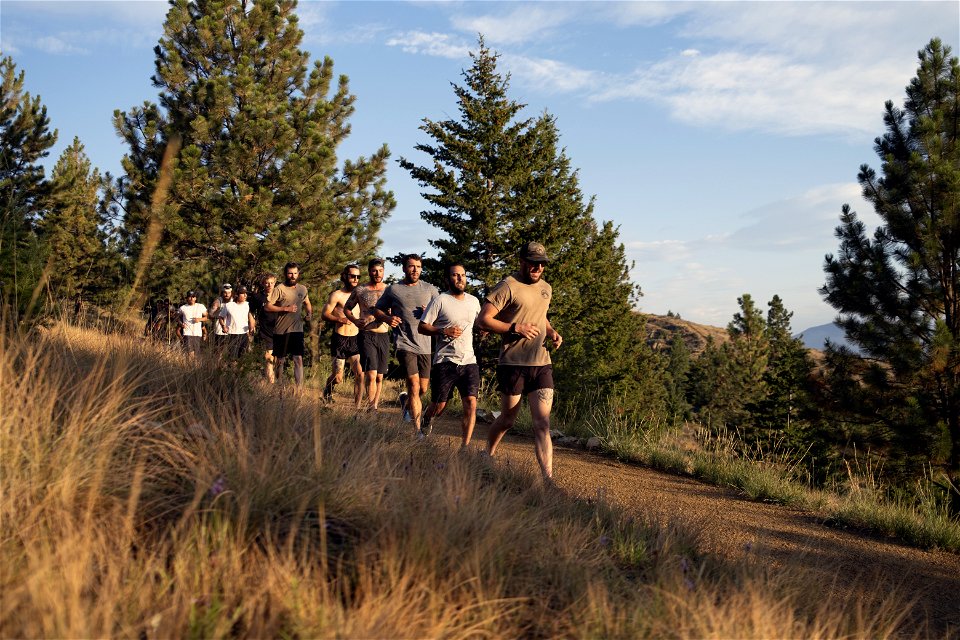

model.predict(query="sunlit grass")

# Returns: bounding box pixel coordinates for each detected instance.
[0,317,921,637]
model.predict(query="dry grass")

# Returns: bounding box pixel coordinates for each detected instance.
[0,319,916,638]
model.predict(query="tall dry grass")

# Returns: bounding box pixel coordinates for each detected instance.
[1,319,915,638]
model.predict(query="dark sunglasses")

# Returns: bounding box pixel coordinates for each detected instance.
[527,261,547,268]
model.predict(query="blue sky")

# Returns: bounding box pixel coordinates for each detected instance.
[1,1,957,332]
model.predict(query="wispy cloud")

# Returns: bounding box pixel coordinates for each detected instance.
[725,183,866,251]
[627,238,695,264]
[1,2,166,55]
[389,1,955,139]
[625,182,879,326]
[386,31,471,59]
[599,2,691,28]
[298,3,384,47]
[33,35,87,55]
[450,4,574,45]
[504,53,601,93]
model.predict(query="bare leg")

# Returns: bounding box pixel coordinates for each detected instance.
[325,358,345,399]
[293,355,304,386]
[487,394,522,457]
[264,349,275,383]
[349,355,363,408]
[373,373,384,409]
[407,374,424,433]
[528,388,555,479]
[461,395,477,447]
[363,370,379,411]
[274,357,286,385]
[422,400,444,437]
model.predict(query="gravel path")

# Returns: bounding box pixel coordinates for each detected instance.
[406,407,960,637]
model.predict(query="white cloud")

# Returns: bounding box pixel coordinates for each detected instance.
[385,31,471,59]
[624,182,878,326]
[593,49,912,138]
[598,2,691,28]
[1,2,166,55]
[627,238,695,264]
[34,35,87,55]
[451,4,574,45]
[503,53,600,94]
[403,1,957,138]
[725,183,879,252]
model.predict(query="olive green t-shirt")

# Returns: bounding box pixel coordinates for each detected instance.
[485,274,552,366]
[268,283,309,334]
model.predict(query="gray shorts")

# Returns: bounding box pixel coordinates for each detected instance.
[398,349,431,379]
[360,331,390,373]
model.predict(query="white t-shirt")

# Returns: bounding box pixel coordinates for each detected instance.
[220,300,251,335]
[179,303,207,337]
[420,292,481,365]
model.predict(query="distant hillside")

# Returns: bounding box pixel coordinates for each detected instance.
[643,313,728,356]
[795,322,859,353]
[644,313,853,359]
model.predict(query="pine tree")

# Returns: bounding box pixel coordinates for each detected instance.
[34,138,114,305]
[0,55,58,310]
[113,0,394,299]
[820,39,960,504]
[400,37,654,407]
[690,294,771,430]
[753,295,814,440]
[664,333,692,424]
[687,336,728,424]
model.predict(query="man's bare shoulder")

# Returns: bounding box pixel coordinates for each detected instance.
[328,287,352,304]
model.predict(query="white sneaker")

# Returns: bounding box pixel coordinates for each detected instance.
[422,418,433,436]
[416,429,425,442]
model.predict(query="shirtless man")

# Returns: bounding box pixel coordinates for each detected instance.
[344,258,389,411]
[321,263,364,407]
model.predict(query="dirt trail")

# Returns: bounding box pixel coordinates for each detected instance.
[389,404,960,636]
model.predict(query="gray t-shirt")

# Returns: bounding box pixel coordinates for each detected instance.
[375,280,439,354]
[420,292,481,365]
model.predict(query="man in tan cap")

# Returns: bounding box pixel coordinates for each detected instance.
[477,241,563,482]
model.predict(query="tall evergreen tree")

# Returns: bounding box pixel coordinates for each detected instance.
[692,294,770,429]
[0,55,57,309]
[34,138,114,304]
[753,295,814,438]
[400,37,654,408]
[664,333,692,424]
[820,38,960,504]
[113,0,393,299]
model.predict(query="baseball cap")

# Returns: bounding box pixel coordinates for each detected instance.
[519,241,550,263]
[187,290,197,297]
[221,283,232,290]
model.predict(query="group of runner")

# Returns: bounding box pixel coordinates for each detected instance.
[175,264,311,385]
[175,243,562,480]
